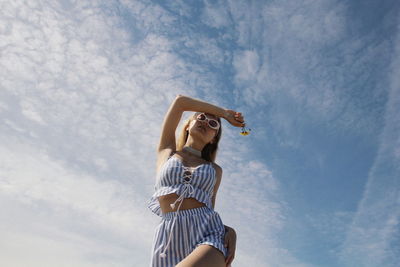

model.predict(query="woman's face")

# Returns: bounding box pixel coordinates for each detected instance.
[188,112,219,143]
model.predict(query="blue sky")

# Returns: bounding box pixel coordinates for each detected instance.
[0,0,399,266]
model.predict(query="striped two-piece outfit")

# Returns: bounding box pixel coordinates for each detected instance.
[148,151,227,267]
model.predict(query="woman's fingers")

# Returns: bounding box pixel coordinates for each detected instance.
[234,113,245,123]
[228,255,234,265]
[224,242,235,265]
[224,239,230,263]
[225,109,245,127]
[235,115,243,121]
[225,252,235,266]
[223,227,236,266]
[225,255,230,265]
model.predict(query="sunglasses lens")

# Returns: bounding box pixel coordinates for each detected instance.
[197,114,205,120]
[209,120,218,128]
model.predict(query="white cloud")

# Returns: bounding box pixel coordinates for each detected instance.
[227,0,389,154]
[0,135,153,266]
[212,136,308,266]
[0,1,197,266]
[338,22,400,267]
[233,49,260,84]
[20,99,47,125]
[202,0,231,29]
[182,36,227,68]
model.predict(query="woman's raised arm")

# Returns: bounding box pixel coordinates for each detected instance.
[157,95,185,152]
[157,94,245,153]
[177,95,245,128]
[176,94,228,119]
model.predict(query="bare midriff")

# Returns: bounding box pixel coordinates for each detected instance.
[159,193,206,214]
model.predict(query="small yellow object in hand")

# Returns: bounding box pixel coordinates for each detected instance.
[240,126,251,136]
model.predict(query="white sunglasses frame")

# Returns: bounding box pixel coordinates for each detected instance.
[196,113,220,131]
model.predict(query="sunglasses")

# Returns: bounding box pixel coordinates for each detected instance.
[196,113,220,131]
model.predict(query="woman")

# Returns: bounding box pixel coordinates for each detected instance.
[148,94,245,267]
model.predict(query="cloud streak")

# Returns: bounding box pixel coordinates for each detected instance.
[338,20,400,267]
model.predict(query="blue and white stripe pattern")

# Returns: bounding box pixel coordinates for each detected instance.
[148,154,216,217]
[148,153,227,266]
[149,206,227,267]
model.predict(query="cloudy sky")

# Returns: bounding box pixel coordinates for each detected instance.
[1,0,399,266]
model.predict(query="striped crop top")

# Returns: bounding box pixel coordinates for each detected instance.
[147,151,216,217]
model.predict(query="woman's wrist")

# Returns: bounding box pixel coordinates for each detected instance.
[222,110,230,120]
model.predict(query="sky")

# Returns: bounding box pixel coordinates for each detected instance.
[0,0,399,266]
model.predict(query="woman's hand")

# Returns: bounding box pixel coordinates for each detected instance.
[224,225,237,267]
[224,109,245,128]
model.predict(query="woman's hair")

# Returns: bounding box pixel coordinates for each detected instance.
[176,112,222,162]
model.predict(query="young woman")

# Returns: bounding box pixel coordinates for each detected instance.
[148,94,245,267]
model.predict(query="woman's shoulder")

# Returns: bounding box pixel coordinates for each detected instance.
[210,161,222,175]
[157,148,176,158]
[210,162,222,187]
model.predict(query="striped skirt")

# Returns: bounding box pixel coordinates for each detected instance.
[149,206,227,267]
